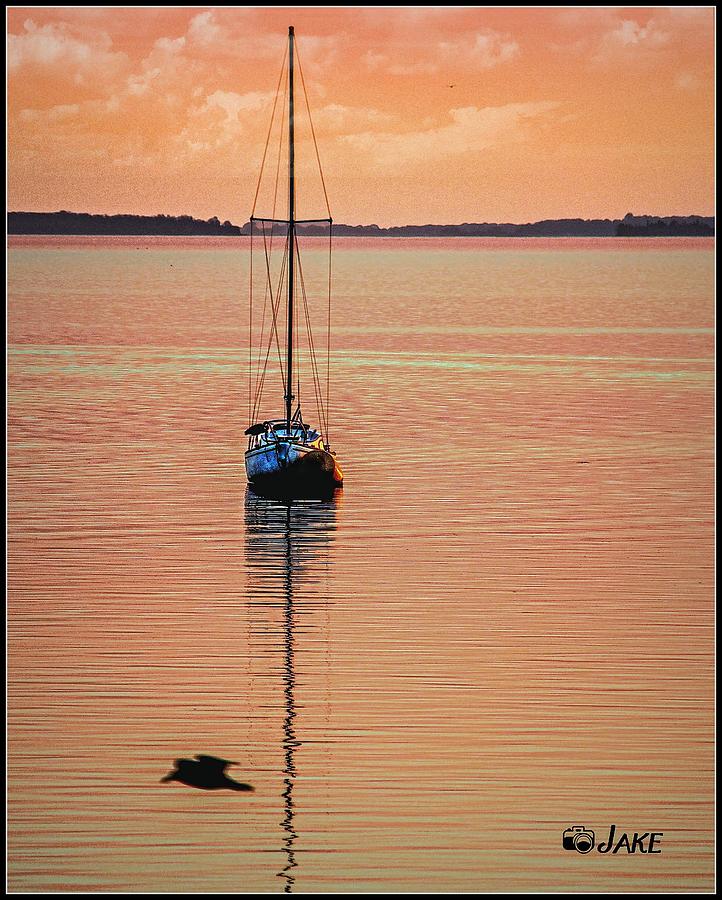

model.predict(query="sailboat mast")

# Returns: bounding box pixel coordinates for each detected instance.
[286,25,295,433]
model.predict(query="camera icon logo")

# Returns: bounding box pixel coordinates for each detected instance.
[562,825,595,854]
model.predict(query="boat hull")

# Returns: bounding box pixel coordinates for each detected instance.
[245,441,342,497]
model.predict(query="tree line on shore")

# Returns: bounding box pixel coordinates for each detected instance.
[8,210,714,237]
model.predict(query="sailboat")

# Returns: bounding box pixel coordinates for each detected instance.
[245,26,343,497]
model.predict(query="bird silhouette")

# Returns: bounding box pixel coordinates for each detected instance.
[160,754,254,791]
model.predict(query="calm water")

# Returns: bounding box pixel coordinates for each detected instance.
[8,236,714,892]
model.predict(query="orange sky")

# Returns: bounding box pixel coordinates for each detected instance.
[7,6,715,226]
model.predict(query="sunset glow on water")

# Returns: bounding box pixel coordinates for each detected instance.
[7,235,714,892]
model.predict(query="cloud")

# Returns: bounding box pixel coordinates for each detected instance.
[153,35,186,55]
[554,7,711,67]
[9,10,288,181]
[294,33,346,69]
[314,103,396,132]
[152,89,277,165]
[7,18,127,82]
[187,11,223,46]
[19,103,80,123]
[339,102,559,165]
[593,18,670,62]
[364,28,519,75]
[200,89,272,122]
[181,9,340,65]
[127,67,161,96]
[437,31,520,68]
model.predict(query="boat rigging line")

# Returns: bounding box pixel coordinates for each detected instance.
[247,28,335,445]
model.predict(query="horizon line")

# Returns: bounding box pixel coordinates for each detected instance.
[8,209,716,228]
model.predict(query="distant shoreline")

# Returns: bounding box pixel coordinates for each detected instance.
[8,211,715,238]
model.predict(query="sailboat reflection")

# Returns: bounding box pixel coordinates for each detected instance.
[244,487,340,893]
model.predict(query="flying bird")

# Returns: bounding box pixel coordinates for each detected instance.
[161,754,254,791]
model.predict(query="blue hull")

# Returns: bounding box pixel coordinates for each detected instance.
[245,440,340,497]
[245,440,310,481]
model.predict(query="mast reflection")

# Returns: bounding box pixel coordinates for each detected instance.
[244,487,340,893]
